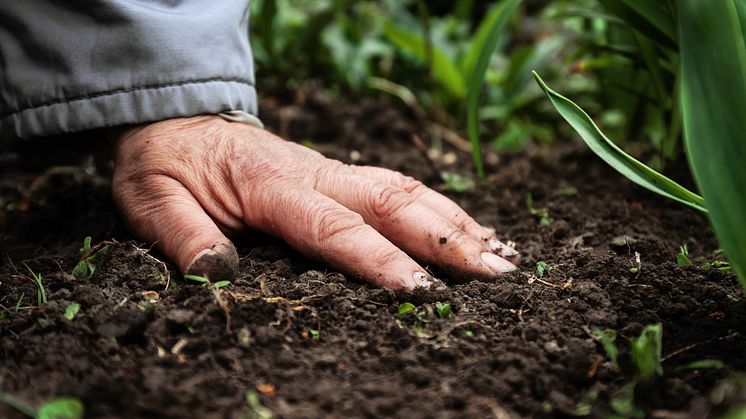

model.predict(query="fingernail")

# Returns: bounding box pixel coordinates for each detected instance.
[412,271,433,287]
[488,238,520,259]
[481,252,516,274]
[186,242,239,281]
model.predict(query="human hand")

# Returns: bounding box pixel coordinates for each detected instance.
[112,116,518,291]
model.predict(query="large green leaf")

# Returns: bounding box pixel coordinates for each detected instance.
[533,71,706,213]
[679,0,746,289]
[383,22,466,99]
[465,0,522,179]
[598,0,678,49]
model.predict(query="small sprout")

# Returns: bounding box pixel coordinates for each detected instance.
[440,171,475,192]
[631,323,663,381]
[676,244,692,267]
[630,251,642,277]
[464,325,474,337]
[309,329,320,341]
[0,393,83,419]
[64,303,81,321]
[24,264,46,306]
[526,193,552,225]
[555,185,578,196]
[72,236,113,278]
[674,359,724,372]
[245,390,273,419]
[435,303,452,319]
[37,397,84,419]
[535,261,548,278]
[397,302,416,316]
[593,327,619,369]
[184,275,231,290]
[187,325,198,334]
[15,292,25,312]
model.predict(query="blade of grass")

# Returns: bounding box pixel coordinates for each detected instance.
[678,0,746,289]
[532,71,706,213]
[466,0,522,179]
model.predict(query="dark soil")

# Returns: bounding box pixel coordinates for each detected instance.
[2,90,746,418]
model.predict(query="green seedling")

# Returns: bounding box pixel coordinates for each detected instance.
[435,303,452,319]
[245,390,273,419]
[592,327,619,369]
[64,303,81,321]
[0,392,83,419]
[673,359,724,372]
[440,171,474,192]
[701,252,732,272]
[309,329,320,341]
[24,264,46,306]
[72,236,113,278]
[184,274,231,290]
[464,325,474,337]
[15,292,25,312]
[535,261,549,278]
[526,193,552,225]
[396,302,431,333]
[676,244,692,267]
[631,323,663,381]
[397,302,416,316]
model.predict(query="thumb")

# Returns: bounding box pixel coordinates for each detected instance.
[113,175,238,281]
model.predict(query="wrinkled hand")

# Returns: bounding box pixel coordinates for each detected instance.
[112,116,518,291]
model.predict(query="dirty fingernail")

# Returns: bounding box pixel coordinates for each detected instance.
[488,238,520,263]
[480,252,516,274]
[412,271,433,287]
[186,242,239,281]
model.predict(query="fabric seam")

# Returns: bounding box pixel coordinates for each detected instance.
[0,77,254,120]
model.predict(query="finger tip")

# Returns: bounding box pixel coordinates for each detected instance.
[480,252,517,274]
[186,241,239,281]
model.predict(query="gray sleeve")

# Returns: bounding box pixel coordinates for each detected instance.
[0,0,257,139]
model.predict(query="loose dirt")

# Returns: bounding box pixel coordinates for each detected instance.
[1,91,745,418]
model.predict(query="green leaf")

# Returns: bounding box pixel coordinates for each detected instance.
[80,236,92,256]
[676,244,692,267]
[462,0,519,77]
[535,261,548,278]
[674,359,724,372]
[532,71,707,214]
[64,303,80,321]
[435,303,452,319]
[679,0,746,290]
[213,281,231,289]
[598,0,677,49]
[619,0,677,43]
[382,22,466,99]
[593,327,619,369]
[630,323,663,381]
[37,397,84,419]
[440,171,475,192]
[184,274,208,283]
[397,302,416,316]
[71,261,92,278]
[465,0,522,179]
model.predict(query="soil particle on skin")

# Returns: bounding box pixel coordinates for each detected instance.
[1,92,746,418]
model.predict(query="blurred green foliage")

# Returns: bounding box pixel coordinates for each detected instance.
[248,0,696,168]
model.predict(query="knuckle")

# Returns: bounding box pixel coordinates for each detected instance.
[368,246,404,269]
[311,205,365,244]
[369,185,414,219]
